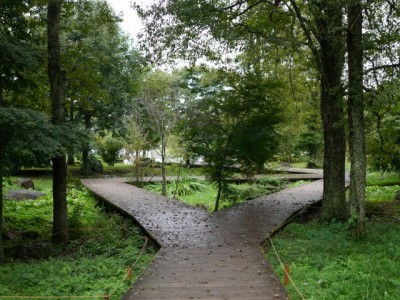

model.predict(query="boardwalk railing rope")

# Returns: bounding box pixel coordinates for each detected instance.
[266,206,310,300]
[268,233,306,300]
[108,237,149,296]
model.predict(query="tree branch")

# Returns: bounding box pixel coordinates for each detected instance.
[386,0,400,15]
[287,0,320,65]
[364,62,400,74]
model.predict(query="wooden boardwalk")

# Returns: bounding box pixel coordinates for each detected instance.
[82,170,324,299]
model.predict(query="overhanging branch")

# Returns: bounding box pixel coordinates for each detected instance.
[364,63,400,74]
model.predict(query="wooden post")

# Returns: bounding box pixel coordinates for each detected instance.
[127,266,133,280]
[104,294,110,300]
[121,226,127,238]
[284,264,290,286]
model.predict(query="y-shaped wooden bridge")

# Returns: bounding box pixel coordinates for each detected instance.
[82,169,324,299]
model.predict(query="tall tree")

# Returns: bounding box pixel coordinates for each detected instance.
[179,68,282,211]
[347,0,366,237]
[134,70,183,195]
[135,0,348,220]
[48,0,68,243]
[61,0,141,174]
[294,0,347,220]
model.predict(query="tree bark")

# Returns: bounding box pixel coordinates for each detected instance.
[48,0,68,244]
[320,72,347,221]
[67,152,75,165]
[347,0,366,237]
[289,0,347,221]
[214,169,223,212]
[316,2,347,221]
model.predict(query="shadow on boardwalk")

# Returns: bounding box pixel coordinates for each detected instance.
[82,169,324,300]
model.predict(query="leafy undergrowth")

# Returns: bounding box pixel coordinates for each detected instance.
[143,177,289,212]
[366,172,400,186]
[266,194,400,300]
[1,180,155,299]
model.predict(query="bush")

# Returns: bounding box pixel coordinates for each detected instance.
[96,135,124,166]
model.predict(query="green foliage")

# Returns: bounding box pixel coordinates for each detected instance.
[366,185,399,202]
[287,180,312,188]
[96,134,124,166]
[179,185,218,211]
[1,181,154,299]
[180,69,282,173]
[178,67,283,210]
[366,172,400,186]
[266,220,400,299]
[0,107,85,175]
[365,79,400,172]
[0,0,46,108]
[257,177,288,187]
[221,183,271,204]
[62,0,143,133]
[143,178,208,198]
[144,179,286,212]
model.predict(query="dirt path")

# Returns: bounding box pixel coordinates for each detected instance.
[81,170,324,299]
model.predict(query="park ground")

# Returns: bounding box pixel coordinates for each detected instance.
[0,164,399,299]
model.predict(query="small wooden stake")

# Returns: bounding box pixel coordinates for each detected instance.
[284,264,290,286]
[121,226,127,238]
[127,266,133,280]
[104,294,110,300]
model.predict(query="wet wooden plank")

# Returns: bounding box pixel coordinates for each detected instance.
[82,172,326,299]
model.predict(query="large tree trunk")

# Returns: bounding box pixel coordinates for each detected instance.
[347,0,366,237]
[317,2,347,221]
[48,0,68,244]
[51,156,68,243]
[290,0,347,221]
[320,74,347,221]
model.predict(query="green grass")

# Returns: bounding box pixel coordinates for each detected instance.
[367,172,400,186]
[266,219,400,300]
[366,185,399,202]
[266,177,400,300]
[289,162,308,169]
[180,185,219,211]
[142,177,288,212]
[1,178,155,299]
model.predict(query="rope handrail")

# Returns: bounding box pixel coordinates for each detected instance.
[265,206,309,300]
[268,233,306,300]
